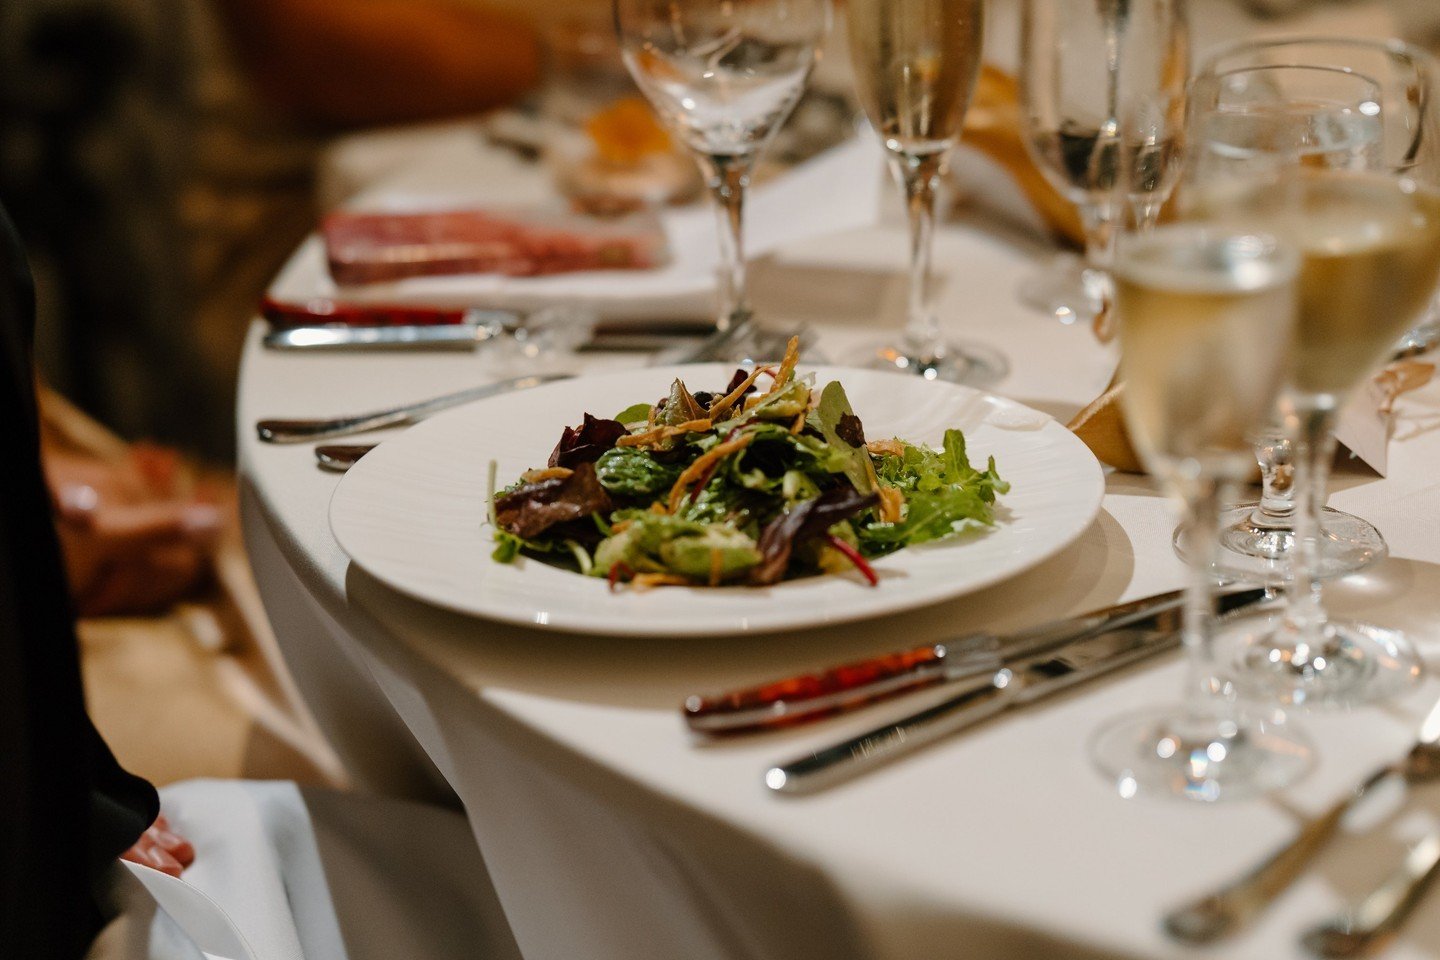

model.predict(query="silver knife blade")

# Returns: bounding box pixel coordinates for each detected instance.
[263,316,712,353]
[763,587,1274,794]
[264,318,512,351]
[255,372,571,443]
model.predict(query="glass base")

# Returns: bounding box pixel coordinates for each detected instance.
[1017,252,1106,325]
[1091,703,1311,802]
[850,337,1009,388]
[1215,609,1424,710]
[1173,503,1388,585]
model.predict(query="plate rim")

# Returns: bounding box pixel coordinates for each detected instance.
[329,364,1105,637]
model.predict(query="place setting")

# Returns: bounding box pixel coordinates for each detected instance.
[239,2,1440,958]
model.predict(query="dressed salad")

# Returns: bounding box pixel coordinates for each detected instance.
[489,339,1009,589]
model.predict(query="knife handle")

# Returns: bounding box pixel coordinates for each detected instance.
[261,296,468,328]
[685,645,967,735]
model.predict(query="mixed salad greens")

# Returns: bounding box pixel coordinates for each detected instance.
[489,339,1009,589]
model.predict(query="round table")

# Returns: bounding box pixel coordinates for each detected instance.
[239,217,1440,960]
[240,10,1440,950]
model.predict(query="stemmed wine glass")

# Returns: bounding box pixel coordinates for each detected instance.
[844,0,1004,384]
[1019,0,1188,325]
[615,0,831,360]
[1175,63,1389,584]
[1191,38,1440,708]
[1091,224,1310,802]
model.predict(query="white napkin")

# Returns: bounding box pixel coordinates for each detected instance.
[270,137,887,323]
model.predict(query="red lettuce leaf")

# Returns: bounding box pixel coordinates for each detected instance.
[548,413,628,468]
[750,485,879,585]
[495,462,613,540]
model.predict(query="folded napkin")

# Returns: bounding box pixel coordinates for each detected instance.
[1069,361,1437,477]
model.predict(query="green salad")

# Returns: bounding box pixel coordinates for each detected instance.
[489,341,1009,588]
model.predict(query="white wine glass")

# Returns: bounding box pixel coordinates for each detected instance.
[1175,63,1389,584]
[1191,38,1440,708]
[615,0,831,360]
[1019,0,1189,324]
[1091,225,1310,802]
[844,0,1005,384]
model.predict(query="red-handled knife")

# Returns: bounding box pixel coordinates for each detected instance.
[683,586,1268,734]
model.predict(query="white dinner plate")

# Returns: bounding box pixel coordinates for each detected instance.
[329,365,1105,636]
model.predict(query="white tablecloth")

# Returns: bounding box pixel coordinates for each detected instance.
[238,5,1440,957]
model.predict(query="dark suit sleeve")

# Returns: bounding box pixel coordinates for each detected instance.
[0,198,159,958]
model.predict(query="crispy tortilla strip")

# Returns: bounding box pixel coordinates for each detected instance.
[866,438,905,458]
[708,548,723,587]
[789,410,807,435]
[766,336,800,393]
[521,466,574,483]
[666,432,755,513]
[707,366,770,420]
[632,572,694,590]
[616,418,712,447]
[877,485,904,524]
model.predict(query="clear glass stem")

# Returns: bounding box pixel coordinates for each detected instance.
[1250,431,1296,530]
[1130,197,1164,234]
[1182,477,1226,716]
[1284,403,1340,648]
[890,149,946,364]
[698,153,756,333]
[1080,200,1120,272]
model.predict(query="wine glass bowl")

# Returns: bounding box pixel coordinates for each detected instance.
[1018,0,1189,323]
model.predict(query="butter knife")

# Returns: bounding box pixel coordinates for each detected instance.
[263,317,708,354]
[255,372,570,443]
[687,587,1198,734]
[763,587,1271,794]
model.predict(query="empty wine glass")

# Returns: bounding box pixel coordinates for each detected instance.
[1175,63,1389,584]
[615,0,831,360]
[843,0,1005,384]
[1091,225,1309,802]
[1190,38,1440,708]
[1019,0,1189,324]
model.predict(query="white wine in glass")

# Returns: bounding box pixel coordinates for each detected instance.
[1193,167,1440,706]
[1178,64,1388,584]
[845,0,1003,384]
[1092,225,1309,802]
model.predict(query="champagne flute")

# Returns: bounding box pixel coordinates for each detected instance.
[1190,38,1440,708]
[1019,0,1188,324]
[1175,64,1389,584]
[1091,225,1309,801]
[844,0,1004,384]
[615,0,831,360]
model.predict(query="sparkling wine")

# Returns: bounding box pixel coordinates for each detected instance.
[623,35,816,157]
[846,0,983,157]
[1192,170,1440,398]
[1117,229,1299,483]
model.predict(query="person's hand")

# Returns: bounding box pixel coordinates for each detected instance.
[45,443,224,616]
[120,814,196,878]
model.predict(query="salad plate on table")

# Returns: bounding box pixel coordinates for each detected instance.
[328,361,1105,637]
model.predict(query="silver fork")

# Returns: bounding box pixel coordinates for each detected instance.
[1301,830,1440,958]
[1164,696,1440,944]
